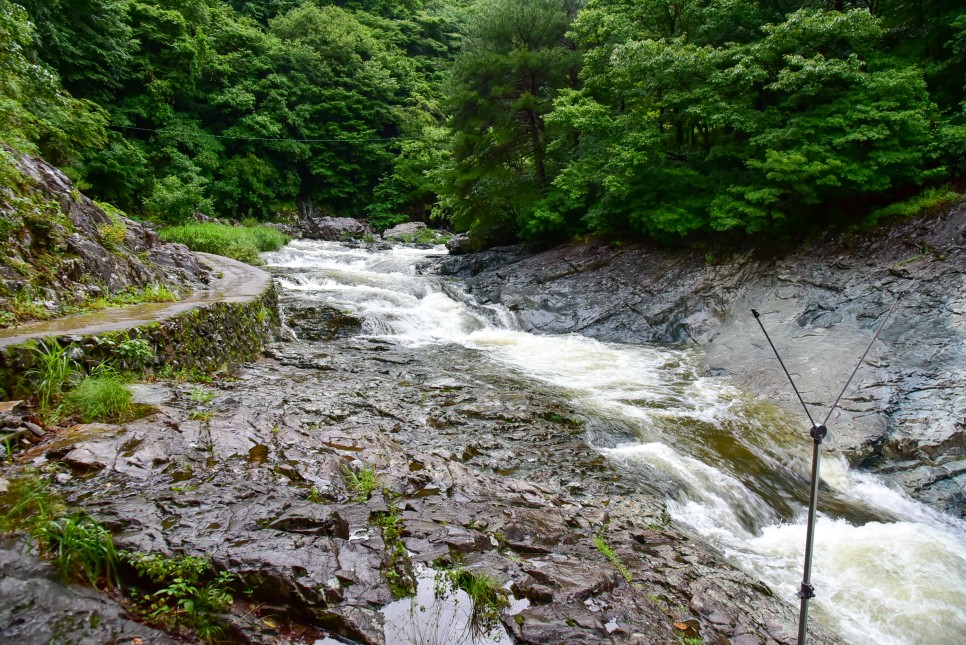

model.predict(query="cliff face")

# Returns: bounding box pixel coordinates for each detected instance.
[0,148,208,324]
[440,202,966,516]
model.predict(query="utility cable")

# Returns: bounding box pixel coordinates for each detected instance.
[109,124,424,144]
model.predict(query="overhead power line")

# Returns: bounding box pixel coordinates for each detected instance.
[109,124,422,144]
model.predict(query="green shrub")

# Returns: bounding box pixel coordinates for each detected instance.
[124,552,234,643]
[115,338,155,368]
[64,367,133,422]
[158,223,289,266]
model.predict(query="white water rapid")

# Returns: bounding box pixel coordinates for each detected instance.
[263,239,966,645]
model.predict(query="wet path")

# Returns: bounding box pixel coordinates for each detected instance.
[0,253,271,348]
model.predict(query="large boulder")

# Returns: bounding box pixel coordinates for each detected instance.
[445,231,489,255]
[297,202,371,241]
[382,222,450,244]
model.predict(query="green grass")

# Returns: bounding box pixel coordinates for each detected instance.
[371,492,415,598]
[34,514,117,587]
[341,463,379,502]
[25,338,80,418]
[155,365,214,384]
[441,566,509,637]
[159,222,289,266]
[64,367,134,423]
[190,386,214,405]
[0,472,64,533]
[864,187,963,227]
[594,533,634,584]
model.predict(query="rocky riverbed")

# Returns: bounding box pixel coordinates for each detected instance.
[443,202,966,517]
[2,335,830,644]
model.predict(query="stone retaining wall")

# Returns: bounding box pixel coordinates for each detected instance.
[0,285,281,399]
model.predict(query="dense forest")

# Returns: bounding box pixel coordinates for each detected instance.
[1,0,963,242]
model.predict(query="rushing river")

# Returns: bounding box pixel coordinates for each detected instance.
[262,239,966,645]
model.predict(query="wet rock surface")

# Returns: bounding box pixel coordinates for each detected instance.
[4,335,837,644]
[0,538,176,644]
[445,203,966,515]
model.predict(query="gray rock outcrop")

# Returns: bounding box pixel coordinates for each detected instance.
[0,148,209,316]
[444,203,966,515]
[5,339,835,644]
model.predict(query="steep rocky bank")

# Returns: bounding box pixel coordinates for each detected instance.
[440,203,966,516]
[0,148,208,322]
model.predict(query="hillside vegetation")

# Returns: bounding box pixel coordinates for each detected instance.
[0,0,963,243]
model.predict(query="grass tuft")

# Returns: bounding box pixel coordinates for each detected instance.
[34,514,117,587]
[64,366,133,423]
[341,463,379,503]
[439,565,509,637]
[594,533,634,584]
[25,338,80,418]
[0,472,64,533]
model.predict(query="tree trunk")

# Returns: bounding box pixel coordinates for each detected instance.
[525,109,546,191]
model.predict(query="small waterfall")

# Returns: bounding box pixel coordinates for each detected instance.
[264,239,966,645]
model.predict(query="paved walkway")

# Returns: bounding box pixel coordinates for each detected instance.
[0,253,272,349]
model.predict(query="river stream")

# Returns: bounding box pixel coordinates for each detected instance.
[262,239,966,645]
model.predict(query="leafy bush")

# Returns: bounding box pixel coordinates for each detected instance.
[124,552,234,643]
[159,223,289,266]
[115,338,155,367]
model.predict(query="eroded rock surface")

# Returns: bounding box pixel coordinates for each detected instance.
[8,338,837,644]
[0,538,176,644]
[444,204,966,515]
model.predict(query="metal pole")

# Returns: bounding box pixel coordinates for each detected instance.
[797,423,826,645]
[752,296,900,644]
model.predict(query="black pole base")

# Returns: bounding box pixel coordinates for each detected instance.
[797,582,815,600]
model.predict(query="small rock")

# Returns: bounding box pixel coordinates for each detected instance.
[24,422,45,438]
